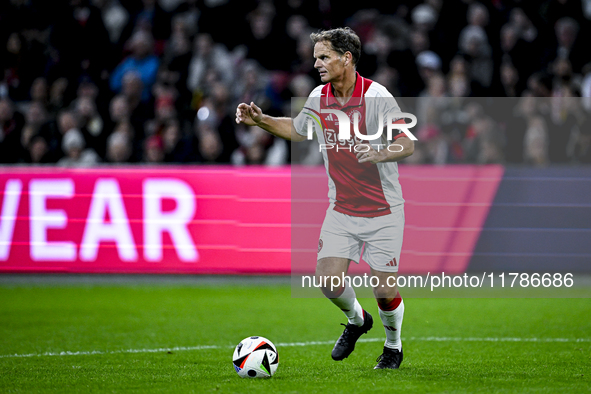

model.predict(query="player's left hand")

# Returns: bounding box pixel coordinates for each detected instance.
[356,143,383,164]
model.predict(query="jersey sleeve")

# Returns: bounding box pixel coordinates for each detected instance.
[373,88,409,142]
[381,91,407,142]
[293,86,323,137]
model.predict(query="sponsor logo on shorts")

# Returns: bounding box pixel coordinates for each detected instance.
[386,258,397,267]
[318,239,323,253]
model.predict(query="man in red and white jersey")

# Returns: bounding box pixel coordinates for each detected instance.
[236,27,414,370]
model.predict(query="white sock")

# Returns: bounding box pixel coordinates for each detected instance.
[328,282,364,326]
[379,299,404,350]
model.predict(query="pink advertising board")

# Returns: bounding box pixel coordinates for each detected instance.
[0,165,502,274]
[0,167,291,274]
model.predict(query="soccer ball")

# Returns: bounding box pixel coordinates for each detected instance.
[232,336,278,378]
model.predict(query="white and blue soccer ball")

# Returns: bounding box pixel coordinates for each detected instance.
[232,336,278,378]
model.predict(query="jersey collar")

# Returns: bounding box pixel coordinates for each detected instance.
[325,72,364,109]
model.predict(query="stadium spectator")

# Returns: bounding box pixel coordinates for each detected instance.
[26,134,50,164]
[416,50,442,86]
[416,70,446,142]
[110,31,160,102]
[508,7,538,44]
[446,55,471,97]
[58,127,100,166]
[1,29,48,103]
[412,3,438,34]
[210,82,239,161]
[574,113,591,163]
[170,0,200,38]
[193,90,238,164]
[145,92,177,138]
[92,0,129,46]
[475,116,504,164]
[287,74,321,165]
[234,61,269,112]
[38,109,78,162]
[500,61,520,97]
[162,119,192,163]
[547,85,579,163]
[232,124,288,166]
[503,97,528,164]
[516,94,549,166]
[527,72,553,97]
[19,123,36,153]
[291,34,318,82]
[409,28,429,58]
[524,115,549,166]
[50,0,112,87]
[411,3,447,67]
[107,94,131,130]
[76,75,101,103]
[196,127,222,163]
[0,97,25,163]
[106,128,132,163]
[186,33,234,95]
[27,77,48,109]
[125,0,172,48]
[459,25,493,95]
[74,96,106,157]
[162,15,191,67]
[120,71,153,144]
[244,6,283,71]
[551,16,589,73]
[160,17,192,109]
[47,78,69,118]
[289,74,315,101]
[448,74,470,98]
[499,23,531,93]
[23,101,48,134]
[143,134,164,163]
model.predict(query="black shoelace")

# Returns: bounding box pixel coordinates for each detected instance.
[337,323,359,343]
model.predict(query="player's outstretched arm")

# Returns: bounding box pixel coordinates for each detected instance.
[235,102,306,142]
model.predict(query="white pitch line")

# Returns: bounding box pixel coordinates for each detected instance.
[401,337,591,343]
[0,345,222,359]
[1,337,589,359]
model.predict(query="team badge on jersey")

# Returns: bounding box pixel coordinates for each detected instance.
[318,238,323,253]
[347,109,362,125]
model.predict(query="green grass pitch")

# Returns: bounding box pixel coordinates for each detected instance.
[0,280,590,393]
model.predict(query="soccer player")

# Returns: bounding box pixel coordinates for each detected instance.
[235,27,414,370]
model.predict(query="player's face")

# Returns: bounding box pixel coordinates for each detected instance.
[313,41,347,83]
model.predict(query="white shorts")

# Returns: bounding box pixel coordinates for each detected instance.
[317,204,405,273]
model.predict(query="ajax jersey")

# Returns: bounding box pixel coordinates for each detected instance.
[293,73,407,218]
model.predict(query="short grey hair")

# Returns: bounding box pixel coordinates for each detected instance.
[310,27,361,66]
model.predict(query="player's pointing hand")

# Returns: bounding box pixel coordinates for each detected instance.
[236,102,263,126]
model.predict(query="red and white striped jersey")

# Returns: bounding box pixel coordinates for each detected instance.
[293,72,407,217]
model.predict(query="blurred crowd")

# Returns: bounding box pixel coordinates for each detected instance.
[1,0,591,166]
